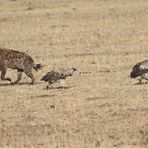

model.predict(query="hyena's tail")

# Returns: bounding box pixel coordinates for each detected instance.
[33,63,44,71]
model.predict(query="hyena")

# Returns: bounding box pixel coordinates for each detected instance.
[0,48,43,85]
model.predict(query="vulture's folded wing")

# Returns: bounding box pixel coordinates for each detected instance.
[132,60,148,70]
[130,60,148,78]
[41,70,55,81]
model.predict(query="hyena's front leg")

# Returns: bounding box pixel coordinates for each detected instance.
[11,69,23,85]
[1,66,11,82]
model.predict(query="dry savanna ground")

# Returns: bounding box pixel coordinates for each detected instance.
[0,0,148,147]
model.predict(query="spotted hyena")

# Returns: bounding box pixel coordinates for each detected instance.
[0,48,43,85]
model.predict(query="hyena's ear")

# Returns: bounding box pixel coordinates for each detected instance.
[33,63,44,71]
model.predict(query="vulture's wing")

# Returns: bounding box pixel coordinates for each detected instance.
[130,60,148,78]
[132,60,148,70]
[41,69,66,82]
[41,70,55,82]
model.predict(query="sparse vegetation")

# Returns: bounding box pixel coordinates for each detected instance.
[0,0,148,147]
[90,61,96,64]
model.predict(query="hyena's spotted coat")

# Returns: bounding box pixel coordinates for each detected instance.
[0,48,43,85]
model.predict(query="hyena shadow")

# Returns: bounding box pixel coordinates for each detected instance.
[0,81,42,87]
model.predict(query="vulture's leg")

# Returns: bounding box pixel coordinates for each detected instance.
[59,79,68,88]
[142,74,148,81]
[46,85,50,89]
[59,79,66,87]
[46,82,51,89]
[46,81,53,89]
[139,77,142,84]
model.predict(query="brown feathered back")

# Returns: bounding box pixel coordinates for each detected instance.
[41,68,77,83]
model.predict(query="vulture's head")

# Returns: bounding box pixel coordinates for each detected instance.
[67,68,77,76]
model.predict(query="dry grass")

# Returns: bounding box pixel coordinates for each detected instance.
[0,0,148,147]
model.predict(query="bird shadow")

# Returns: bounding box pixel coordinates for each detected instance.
[134,82,148,85]
[32,94,56,98]
[43,85,74,90]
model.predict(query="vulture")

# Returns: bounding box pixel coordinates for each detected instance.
[41,68,77,89]
[130,60,148,84]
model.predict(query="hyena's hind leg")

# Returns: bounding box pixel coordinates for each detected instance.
[1,66,11,82]
[24,67,35,85]
[11,69,23,85]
